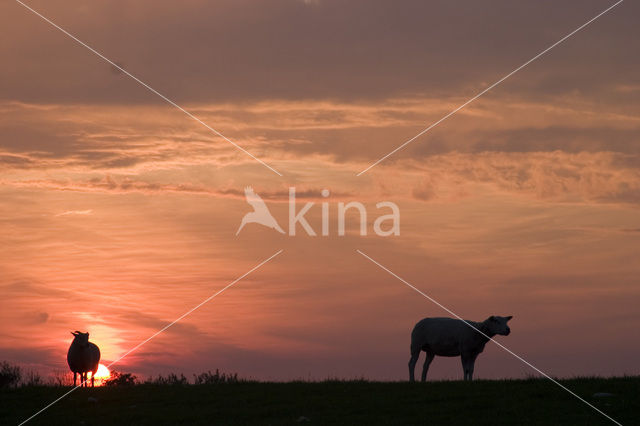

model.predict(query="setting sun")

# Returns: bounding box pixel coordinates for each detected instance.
[94,364,110,381]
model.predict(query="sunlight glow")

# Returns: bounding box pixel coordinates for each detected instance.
[94,364,110,380]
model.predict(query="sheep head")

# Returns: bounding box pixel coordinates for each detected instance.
[485,316,512,336]
[71,331,90,346]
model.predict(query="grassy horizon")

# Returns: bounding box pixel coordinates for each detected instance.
[2,376,637,425]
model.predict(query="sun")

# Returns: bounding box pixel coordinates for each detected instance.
[94,364,110,381]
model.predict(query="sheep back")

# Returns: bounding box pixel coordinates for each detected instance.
[67,342,101,374]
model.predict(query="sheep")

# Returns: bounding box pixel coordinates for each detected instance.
[67,331,101,387]
[408,315,512,382]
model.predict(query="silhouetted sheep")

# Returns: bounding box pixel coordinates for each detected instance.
[67,331,101,387]
[409,316,512,381]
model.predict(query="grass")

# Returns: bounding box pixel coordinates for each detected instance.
[1,377,637,425]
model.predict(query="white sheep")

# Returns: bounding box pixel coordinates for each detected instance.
[67,331,101,387]
[409,316,512,381]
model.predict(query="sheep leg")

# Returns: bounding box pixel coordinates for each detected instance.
[73,372,77,387]
[420,351,434,382]
[461,354,470,380]
[408,347,420,382]
[91,371,95,387]
[467,354,478,381]
[461,353,478,381]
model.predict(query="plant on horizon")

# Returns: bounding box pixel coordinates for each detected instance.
[193,369,240,385]
[104,370,138,386]
[145,372,189,386]
[50,370,73,387]
[0,361,22,388]
[21,370,44,386]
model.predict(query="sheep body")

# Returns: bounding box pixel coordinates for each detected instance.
[67,331,101,387]
[409,316,512,381]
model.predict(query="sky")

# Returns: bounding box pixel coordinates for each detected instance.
[1,0,639,381]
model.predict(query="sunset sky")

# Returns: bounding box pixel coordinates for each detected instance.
[1,0,639,382]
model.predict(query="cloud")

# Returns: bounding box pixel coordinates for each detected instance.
[1,95,638,210]
[411,176,438,201]
[24,312,50,325]
[1,95,638,176]
[5,149,640,206]
[402,151,640,205]
[1,0,636,103]
[2,175,355,203]
[1,0,639,382]
[55,209,93,217]
[0,346,60,371]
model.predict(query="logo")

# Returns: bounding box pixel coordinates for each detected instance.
[236,187,286,235]
[236,187,400,236]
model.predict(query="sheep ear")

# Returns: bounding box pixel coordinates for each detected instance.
[71,331,78,336]
[506,316,513,321]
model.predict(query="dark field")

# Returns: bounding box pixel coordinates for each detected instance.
[2,377,637,425]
